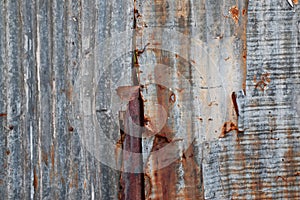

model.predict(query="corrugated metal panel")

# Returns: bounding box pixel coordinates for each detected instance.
[0,0,300,199]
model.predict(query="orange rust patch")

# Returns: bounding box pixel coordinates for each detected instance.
[219,121,239,138]
[293,0,299,4]
[33,168,38,190]
[229,6,239,24]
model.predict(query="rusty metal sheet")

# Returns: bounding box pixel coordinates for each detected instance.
[1,0,300,199]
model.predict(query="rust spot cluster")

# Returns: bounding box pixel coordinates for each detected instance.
[229,6,239,24]
[254,73,271,91]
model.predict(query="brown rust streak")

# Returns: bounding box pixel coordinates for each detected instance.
[293,0,299,5]
[282,129,298,198]
[119,1,145,198]
[181,144,204,199]
[229,6,239,24]
[231,92,239,117]
[239,2,249,93]
[33,167,38,190]
[0,113,7,117]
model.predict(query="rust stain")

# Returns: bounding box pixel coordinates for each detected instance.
[154,0,168,25]
[42,150,48,166]
[181,143,204,199]
[275,176,287,182]
[6,149,10,155]
[231,92,239,116]
[224,56,230,61]
[293,0,299,4]
[229,6,239,24]
[240,3,249,93]
[208,101,218,106]
[254,72,271,91]
[219,121,239,138]
[61,177,65,185]
[74,172,79,188]
[242,9,247,16]
[68,126,74,132]
[0,113,7,117]
[33,167,38,190]
[66,82,73,101]
[116,86,140,101]
[84,179,87,190]
[169,92,176,103]
[144,173,152,199]
[151,135,171,151]
[147,163,178,200]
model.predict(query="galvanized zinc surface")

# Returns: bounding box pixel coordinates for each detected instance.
[0,0,300,199]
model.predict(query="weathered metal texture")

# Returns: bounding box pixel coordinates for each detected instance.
[0,0,133,199]
[136,0,248,199]
[1,0,300,200]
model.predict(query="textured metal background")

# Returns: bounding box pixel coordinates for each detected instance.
[0,0,300,199]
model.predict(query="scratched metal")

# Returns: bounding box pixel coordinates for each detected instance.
[1,0,300,200]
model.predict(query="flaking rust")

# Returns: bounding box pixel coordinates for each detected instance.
[219,121,239,138]
[229,6,239,24]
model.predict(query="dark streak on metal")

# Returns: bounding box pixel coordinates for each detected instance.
[231,92,239,117]
[119,1,145,199]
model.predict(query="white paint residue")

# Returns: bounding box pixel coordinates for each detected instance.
[30,125,34,199]
[24,35,28,52]
[36,12,42,200]
[91,183,94,200]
